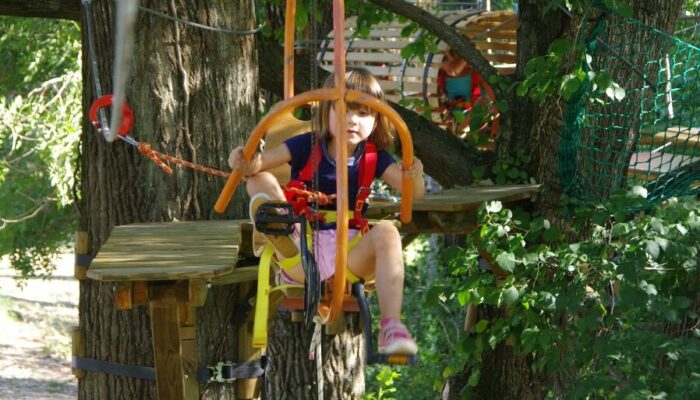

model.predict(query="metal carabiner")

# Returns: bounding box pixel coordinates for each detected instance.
[88,94,134,137]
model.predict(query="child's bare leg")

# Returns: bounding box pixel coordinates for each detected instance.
[347,221,405,319]
[245,171,286,200]
[348,221,417,354]
[246,172,302,272]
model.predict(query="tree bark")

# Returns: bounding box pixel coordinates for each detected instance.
[267,313,365,399]
[0,0,79,21]
[77,0,256,398]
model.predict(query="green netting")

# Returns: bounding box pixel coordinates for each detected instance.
[560,16,700,205]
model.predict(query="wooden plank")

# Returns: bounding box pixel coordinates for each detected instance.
[133,280,148,305]
[366,184,540,217]
[319,63,438,80]
[629,151,700,175]
[483,53,517,64]
[474,41,517,52]
[88,264,236,282]
[322,51,407,64]
[71,326,85,379]
[463,30,517,40]
[150,297,190,400]
[89,220,245,282]
[74,231,89,280]
[325,38,414,50]
[179,304,199,400]
[115,282,133,310]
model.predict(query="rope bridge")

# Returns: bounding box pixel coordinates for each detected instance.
[561,16,700,205]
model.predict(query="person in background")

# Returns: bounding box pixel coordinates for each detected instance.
[437,48,498,138]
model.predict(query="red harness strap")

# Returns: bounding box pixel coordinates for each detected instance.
[283,140,378,232]
[351,141,377,232]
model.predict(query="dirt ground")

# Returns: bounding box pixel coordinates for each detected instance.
[0,254,78,400]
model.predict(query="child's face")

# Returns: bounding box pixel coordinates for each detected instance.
[328,102,377,147]
[442,51,468,75]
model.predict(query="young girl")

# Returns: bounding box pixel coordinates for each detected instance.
[437,48,497,135]
[228,68,424,355]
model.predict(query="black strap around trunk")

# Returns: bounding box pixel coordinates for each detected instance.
[73,356,268,383]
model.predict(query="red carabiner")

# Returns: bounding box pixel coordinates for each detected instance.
[88,94,134,137]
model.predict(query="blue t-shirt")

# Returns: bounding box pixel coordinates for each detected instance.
[445,74,473,100]
[284,132,395,210]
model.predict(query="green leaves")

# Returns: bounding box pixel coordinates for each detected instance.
[502,286,520,306]
[495,251,517,272]
[0,17,80,278]
[430,190,700,399]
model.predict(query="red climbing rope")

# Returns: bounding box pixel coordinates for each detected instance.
[137,143,230,177]
[89,94,230,179]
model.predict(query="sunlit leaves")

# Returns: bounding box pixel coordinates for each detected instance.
[0,17,80,277]
[430,191,700,398]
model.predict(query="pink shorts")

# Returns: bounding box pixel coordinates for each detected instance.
[279,228,360,284]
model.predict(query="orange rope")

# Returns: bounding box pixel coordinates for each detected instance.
[137,142,230,178]
[285,186,336,206]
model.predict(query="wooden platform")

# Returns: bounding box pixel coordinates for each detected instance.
[90,185,539,283]
[367,184,539,234]
[83,183,539,400]
[639,126,700,150]
[88,220,247,282]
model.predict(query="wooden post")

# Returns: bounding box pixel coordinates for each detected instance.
[237,282,261,399]
[179,303,199,400]
[74,231,89,280]
[115,282,133,310]
[325,311,346,335]
[149,283,198,400]
[71,326,85,379]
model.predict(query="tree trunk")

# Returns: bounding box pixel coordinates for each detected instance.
[267,313,365,399]
[77,0,256,398]
[77,1,365,398]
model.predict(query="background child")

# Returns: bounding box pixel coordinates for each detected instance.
[437,48,498,137]
[228,68,424,355]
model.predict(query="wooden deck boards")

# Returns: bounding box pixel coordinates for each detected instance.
[367,184,540,215]
[88,220,244,281]
[89,185,540,282]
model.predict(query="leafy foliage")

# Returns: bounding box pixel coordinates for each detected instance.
[431,192,700,399]
[0,17,81,278]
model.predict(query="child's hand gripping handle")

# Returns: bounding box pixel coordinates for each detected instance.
[214,166,244,214]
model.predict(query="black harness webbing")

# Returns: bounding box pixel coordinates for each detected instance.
[75,254,94,268]
[72,356,268,383]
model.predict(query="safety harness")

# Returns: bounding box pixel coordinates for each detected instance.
[283,140,378,233]
[437,68,482,111]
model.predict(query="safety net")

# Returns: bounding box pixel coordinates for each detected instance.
[560,16,700,205]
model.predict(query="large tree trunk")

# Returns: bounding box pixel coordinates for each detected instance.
[77,1,364,398]
[77,0,256,398]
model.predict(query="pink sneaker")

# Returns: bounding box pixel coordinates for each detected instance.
[378,319,418,355]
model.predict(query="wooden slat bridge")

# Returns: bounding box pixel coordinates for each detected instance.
[82,184,539,400]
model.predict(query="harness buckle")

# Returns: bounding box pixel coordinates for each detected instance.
[209,362,235,383]
[355,186,371,213]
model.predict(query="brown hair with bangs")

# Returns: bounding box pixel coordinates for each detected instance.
[312,68,395,150]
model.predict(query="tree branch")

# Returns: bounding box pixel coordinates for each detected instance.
[0,0,80,21]
[367,0,503,98]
